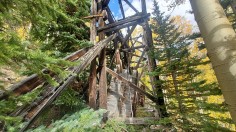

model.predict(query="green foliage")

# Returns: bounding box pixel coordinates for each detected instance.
[150,1,233,131]
[0,88,42,131]
[0,0,91,131]
[53,88,86,111]
[0,0,90,87]
[28,109,131,132]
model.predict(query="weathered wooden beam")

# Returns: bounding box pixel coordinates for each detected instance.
[106,68,158,103]
[97,13,150,33]
[0,48,89,100]
[98,0,107,109]
[88,0,97,109]
[19,34,117,132]
[123,0,139,13]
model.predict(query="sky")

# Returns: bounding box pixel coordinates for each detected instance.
[108,0,198,29]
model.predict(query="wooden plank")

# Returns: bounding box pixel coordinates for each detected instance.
[123,0,139,13]
[106,68,158,103]
[88,0,98,109]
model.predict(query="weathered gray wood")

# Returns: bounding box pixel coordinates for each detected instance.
[106,68,158,103]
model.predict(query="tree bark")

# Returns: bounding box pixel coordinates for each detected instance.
[190,0,236,123]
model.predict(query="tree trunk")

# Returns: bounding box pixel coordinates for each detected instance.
[190,0,236,123]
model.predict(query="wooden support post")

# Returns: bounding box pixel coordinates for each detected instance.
[98,0,107,109]
[88,0,97,109]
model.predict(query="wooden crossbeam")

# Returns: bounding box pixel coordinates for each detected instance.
[97,13,150,33]
[106,68,158,103]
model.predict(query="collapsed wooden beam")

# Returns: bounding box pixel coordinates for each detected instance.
[106,68,158,103]
[19,34,117,132]
[0,48,90,100]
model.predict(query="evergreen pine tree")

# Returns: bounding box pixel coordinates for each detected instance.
[151,1,233,131]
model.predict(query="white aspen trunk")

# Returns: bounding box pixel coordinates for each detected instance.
[190,0,236,123]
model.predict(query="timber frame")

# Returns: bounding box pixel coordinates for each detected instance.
[0,0,168,131]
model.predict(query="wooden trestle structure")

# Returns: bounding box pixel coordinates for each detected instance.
[0,0,168,131]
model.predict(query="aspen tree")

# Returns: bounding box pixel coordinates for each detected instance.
[190,0,236,123]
